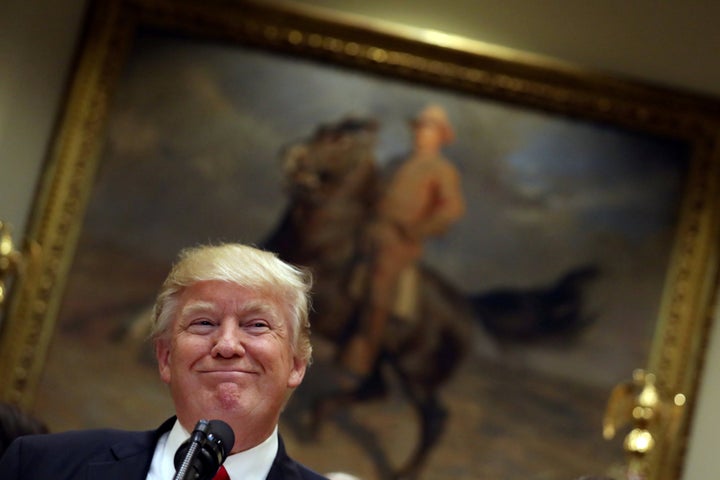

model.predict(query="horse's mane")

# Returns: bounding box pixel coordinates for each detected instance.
[264,117,381,269]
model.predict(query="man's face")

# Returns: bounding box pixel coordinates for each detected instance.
[155,280,306,452]
[413,121,445,152]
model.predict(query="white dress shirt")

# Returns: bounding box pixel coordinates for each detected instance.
[146,419,278,480]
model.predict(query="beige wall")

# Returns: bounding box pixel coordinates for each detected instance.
[294,0,720,97]
[0,0,718,478]
[0,0,89,232]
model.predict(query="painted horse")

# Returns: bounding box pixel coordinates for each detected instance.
[264,118,478,479]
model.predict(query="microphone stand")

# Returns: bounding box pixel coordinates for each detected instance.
[173,419,211,480]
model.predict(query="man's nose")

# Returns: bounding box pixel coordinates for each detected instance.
[212,323,245,358]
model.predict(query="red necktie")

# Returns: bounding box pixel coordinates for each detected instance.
[213,465,230,480]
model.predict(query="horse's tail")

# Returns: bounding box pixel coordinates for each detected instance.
[469,263,601,342]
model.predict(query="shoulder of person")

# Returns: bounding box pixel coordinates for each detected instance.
[293,462,331,480]
[10,426,155,453]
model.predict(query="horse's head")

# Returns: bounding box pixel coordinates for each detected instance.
[281,118,379,205]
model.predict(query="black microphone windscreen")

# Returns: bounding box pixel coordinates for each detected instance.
[207,420,235,459]
[173,419,235,480]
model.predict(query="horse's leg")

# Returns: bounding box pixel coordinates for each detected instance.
[392,392,448,480]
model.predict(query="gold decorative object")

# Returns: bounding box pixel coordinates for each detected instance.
[604,369,686,479]
[0,220,41,405]
[0,221,25,307]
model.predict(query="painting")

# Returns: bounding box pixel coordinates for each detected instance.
[1,1,719,480]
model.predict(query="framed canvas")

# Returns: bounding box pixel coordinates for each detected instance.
[1,0,720,479]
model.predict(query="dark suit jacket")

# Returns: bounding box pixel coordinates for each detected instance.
[0,417,328,480]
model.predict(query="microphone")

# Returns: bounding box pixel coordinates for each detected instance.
[173,419,235,480]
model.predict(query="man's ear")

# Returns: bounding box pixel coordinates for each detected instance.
[287,356,307,389]
[155,338,172,385]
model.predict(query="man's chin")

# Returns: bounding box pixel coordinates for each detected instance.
[212,383,245,410]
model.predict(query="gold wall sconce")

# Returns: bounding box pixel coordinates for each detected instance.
[604,369,686,479]
[0,221,23,307]
[0,220,40,313]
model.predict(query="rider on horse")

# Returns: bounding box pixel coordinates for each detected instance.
[340,105,466,382]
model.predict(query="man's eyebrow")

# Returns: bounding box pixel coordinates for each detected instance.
[180,301,216,317]
[238,299,281,320]
[180,298,282,322]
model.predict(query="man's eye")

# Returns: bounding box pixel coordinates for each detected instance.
[192,319,214,326]
[186,319,215,331]
[248,320,270,329]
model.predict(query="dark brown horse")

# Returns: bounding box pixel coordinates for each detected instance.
[264,118,477,480]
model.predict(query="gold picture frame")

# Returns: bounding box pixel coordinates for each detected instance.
[2,0,720,478]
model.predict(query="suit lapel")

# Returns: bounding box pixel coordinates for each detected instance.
[266,435,304,480]
[86,417,176,480]
[86,452,152,480]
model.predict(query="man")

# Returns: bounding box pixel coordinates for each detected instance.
[0,243,328,480]
[341,105,466,379]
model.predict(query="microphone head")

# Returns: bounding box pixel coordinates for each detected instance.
[173,419,235,480]
[207,419,235,461]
